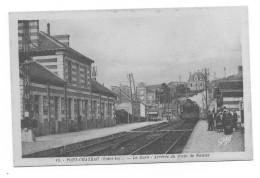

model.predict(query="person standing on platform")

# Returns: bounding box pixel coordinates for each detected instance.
[222,107,233,134]
[207,111,214,131]
[212,109,216,130]
[233,112,238,131]
[215,111,221,132]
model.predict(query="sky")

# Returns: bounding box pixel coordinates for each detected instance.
[39,7,243,88]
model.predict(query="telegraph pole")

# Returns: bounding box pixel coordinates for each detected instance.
[119,82,122,102]
[128,74,134,122]
[131,73,136,99]
[204,68,209,116]
[170,88,173,120]
[176,76,181,116]
[136,86,140,122]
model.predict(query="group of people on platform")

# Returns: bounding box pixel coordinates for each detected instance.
[207,106,238,134]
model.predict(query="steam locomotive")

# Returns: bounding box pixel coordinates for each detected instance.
[180,99,200,122]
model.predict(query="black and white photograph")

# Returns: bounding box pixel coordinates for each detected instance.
[9,6,252,166]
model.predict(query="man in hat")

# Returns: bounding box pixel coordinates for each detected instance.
[222,106,233,134]
[233,111,238,131]
[207,110,214,131]
[212,108,216,130]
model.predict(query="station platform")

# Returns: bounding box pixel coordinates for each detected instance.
[22,121,164,156]
[183,120,245,153]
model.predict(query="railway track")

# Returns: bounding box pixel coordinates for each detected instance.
[131,124,195,155]
[54,120,183,157]
[131,122,196,155]
[92,121,195,156]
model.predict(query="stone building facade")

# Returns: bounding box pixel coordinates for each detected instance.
[187,71,205,91]
[19,21,116,136]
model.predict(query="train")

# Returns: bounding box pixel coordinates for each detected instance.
[180,99,200,122]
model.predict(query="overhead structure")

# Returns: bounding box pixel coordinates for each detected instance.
[18,20,39,118]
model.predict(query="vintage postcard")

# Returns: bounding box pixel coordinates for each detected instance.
[9,6,252,166]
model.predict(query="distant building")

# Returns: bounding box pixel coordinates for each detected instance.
[187,71,205,91]
[111,85,132,103]
[111,84,145,120]
[137,81,187,105]
[213,66,244,123]
[116,102,146,118]
[137,83,160,106]
[146,87,156,105]
[137,82,182,120]
[137,82,147,103]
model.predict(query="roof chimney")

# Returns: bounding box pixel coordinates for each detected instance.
[238,66,243,76]
[47,23,50,35]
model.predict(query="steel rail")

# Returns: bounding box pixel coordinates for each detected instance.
[51,132,130,157]
[129,123,190,155]
[84,132,151,156]
[129,131,172,155]
[164,131,188,154]
[83,122,181,156]
[53,121,180,157]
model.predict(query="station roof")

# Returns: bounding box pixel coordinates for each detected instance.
[188,72,205,82]
[31,31,94,65]
[91,79,116,98]
[219,80,243,91]
[20,61,65,85]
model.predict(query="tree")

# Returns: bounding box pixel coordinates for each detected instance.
[159,83,171,103]
[156,83,172,119]
[176,84,186,94]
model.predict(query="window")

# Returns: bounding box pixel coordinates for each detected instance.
[45,65,57,69]
[68,98,72,119]
[84,67,88,86]
[84,100,88,118]
[74,99,78,116]
[97,101,100,114]
[92,100,97,118]
[68,60,72,83]
[61,97,65,114]
[108,103,112,114]
[76,64,80,85]
[101,103,105,114]
[43,96,48,115]
[110,103,113,114]
[36,58,57,63]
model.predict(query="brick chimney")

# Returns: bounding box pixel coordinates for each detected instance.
[52,34,70,46]
[47,23,50,35]
[238,66,243,76]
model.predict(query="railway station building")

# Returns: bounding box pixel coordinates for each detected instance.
[19,21,116,137]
